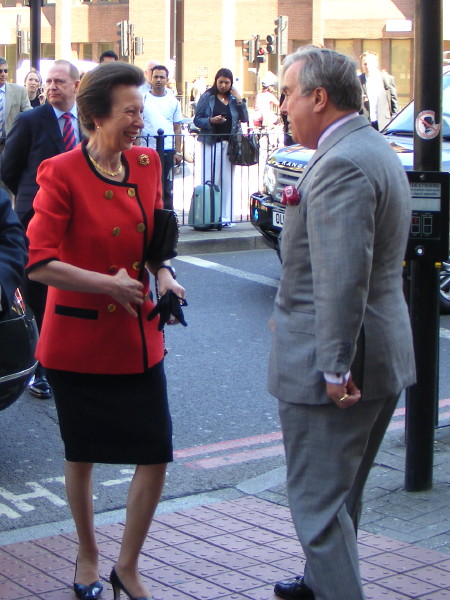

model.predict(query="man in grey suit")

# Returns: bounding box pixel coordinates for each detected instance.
[0,57,32,187]
[270,47,416,600]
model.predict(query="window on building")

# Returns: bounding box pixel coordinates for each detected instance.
[361,39,382,58]
[391,39,412,106]
[334,40,355,60]
[42,44,55,59]
[77,43,93,61]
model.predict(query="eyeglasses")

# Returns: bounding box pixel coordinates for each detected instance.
[0,69,8,73]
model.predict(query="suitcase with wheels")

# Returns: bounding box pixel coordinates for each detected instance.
[188,180,222,230]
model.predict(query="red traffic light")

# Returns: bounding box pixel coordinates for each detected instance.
[258,47,266,55]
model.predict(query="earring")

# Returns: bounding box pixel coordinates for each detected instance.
[96,125,100,131]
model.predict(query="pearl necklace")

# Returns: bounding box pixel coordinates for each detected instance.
[88,153,123,177]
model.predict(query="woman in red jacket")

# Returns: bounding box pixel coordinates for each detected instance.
[26,62,185,600]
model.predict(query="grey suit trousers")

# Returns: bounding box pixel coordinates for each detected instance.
[278,394,399,600]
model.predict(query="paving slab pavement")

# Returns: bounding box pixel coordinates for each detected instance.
[1,494,450,600]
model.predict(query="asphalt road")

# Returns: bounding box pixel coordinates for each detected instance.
[1,248,450,536]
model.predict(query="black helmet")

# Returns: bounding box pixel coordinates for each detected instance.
[0,289,38,411]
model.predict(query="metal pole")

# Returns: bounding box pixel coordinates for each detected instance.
[29,0,41,72]
[156,129,166,193]
[404,0,443,491]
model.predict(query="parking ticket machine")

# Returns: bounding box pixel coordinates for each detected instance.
[405,171,449,261]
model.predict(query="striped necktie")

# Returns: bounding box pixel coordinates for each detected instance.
[62,112,76,151]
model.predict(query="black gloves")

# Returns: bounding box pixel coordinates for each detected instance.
[147,290,188,330]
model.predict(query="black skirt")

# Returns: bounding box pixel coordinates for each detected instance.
[47,361,173,464]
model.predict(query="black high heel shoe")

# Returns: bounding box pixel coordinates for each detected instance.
[110,567,150,600]
[73,558,104,600]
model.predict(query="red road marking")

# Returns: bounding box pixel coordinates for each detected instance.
[174,400,450,470]
[174,431,282,459]
[185,444,285,470]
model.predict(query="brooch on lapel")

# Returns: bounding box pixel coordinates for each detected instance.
[281,185,301,206]
[138,154,150,166]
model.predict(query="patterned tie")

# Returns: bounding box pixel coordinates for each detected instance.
[62,112,76,151]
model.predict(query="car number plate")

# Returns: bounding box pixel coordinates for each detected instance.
[272,210,285,228]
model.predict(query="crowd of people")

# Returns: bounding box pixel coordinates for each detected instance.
[0,47,410,600]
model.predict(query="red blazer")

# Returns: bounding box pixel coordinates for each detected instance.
[27,144,165,374]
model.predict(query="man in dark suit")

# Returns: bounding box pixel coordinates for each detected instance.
[0,59,81,399]
[0,188,27,316]
[359,51,399,130]
[269,47,415,600]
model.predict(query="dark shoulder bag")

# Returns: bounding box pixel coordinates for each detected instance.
[227,125,259,166]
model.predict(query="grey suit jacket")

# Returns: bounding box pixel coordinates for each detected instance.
[268,116,416,404]
[4,83,32,135]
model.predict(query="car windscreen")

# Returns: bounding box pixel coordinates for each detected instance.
[384,73,450,139]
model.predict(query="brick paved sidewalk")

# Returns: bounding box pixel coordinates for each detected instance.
[1,496,450,600]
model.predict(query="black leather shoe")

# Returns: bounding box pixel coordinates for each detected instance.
[28,375,52,399]
[274,576,315,600]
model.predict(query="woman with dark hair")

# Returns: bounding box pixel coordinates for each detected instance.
[24,68,45,108]
[26,61,186,600]
[193,68,249,226]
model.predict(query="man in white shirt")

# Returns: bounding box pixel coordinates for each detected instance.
[359,51,398,130]
[141,64,183,209]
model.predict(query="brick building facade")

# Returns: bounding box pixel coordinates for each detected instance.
[0,0,449,108]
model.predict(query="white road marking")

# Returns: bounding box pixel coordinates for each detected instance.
[176,256,279,288]
[177,260,450,341]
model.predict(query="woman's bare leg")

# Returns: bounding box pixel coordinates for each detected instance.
[113,463,167,598]
[65,461,100,584]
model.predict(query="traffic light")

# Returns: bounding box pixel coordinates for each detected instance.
[135,36,144,56]
[275,16,288,56]
[243,40,250,62]
[256,46,266,63]
[17,30,30,55]
[117,20,129,57]
[266,34,276,54]
[242,39,256,63]
[254,34,260,59]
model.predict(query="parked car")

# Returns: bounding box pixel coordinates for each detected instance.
[0,290,38,412]
[250,65,450,306]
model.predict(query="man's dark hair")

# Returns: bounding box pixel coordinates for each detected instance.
[151,65,169,77]
[99,50,119,63]
[77,62,145,132]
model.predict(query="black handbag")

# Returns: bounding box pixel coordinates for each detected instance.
[146,209,179,264]
[227,127,259,166]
